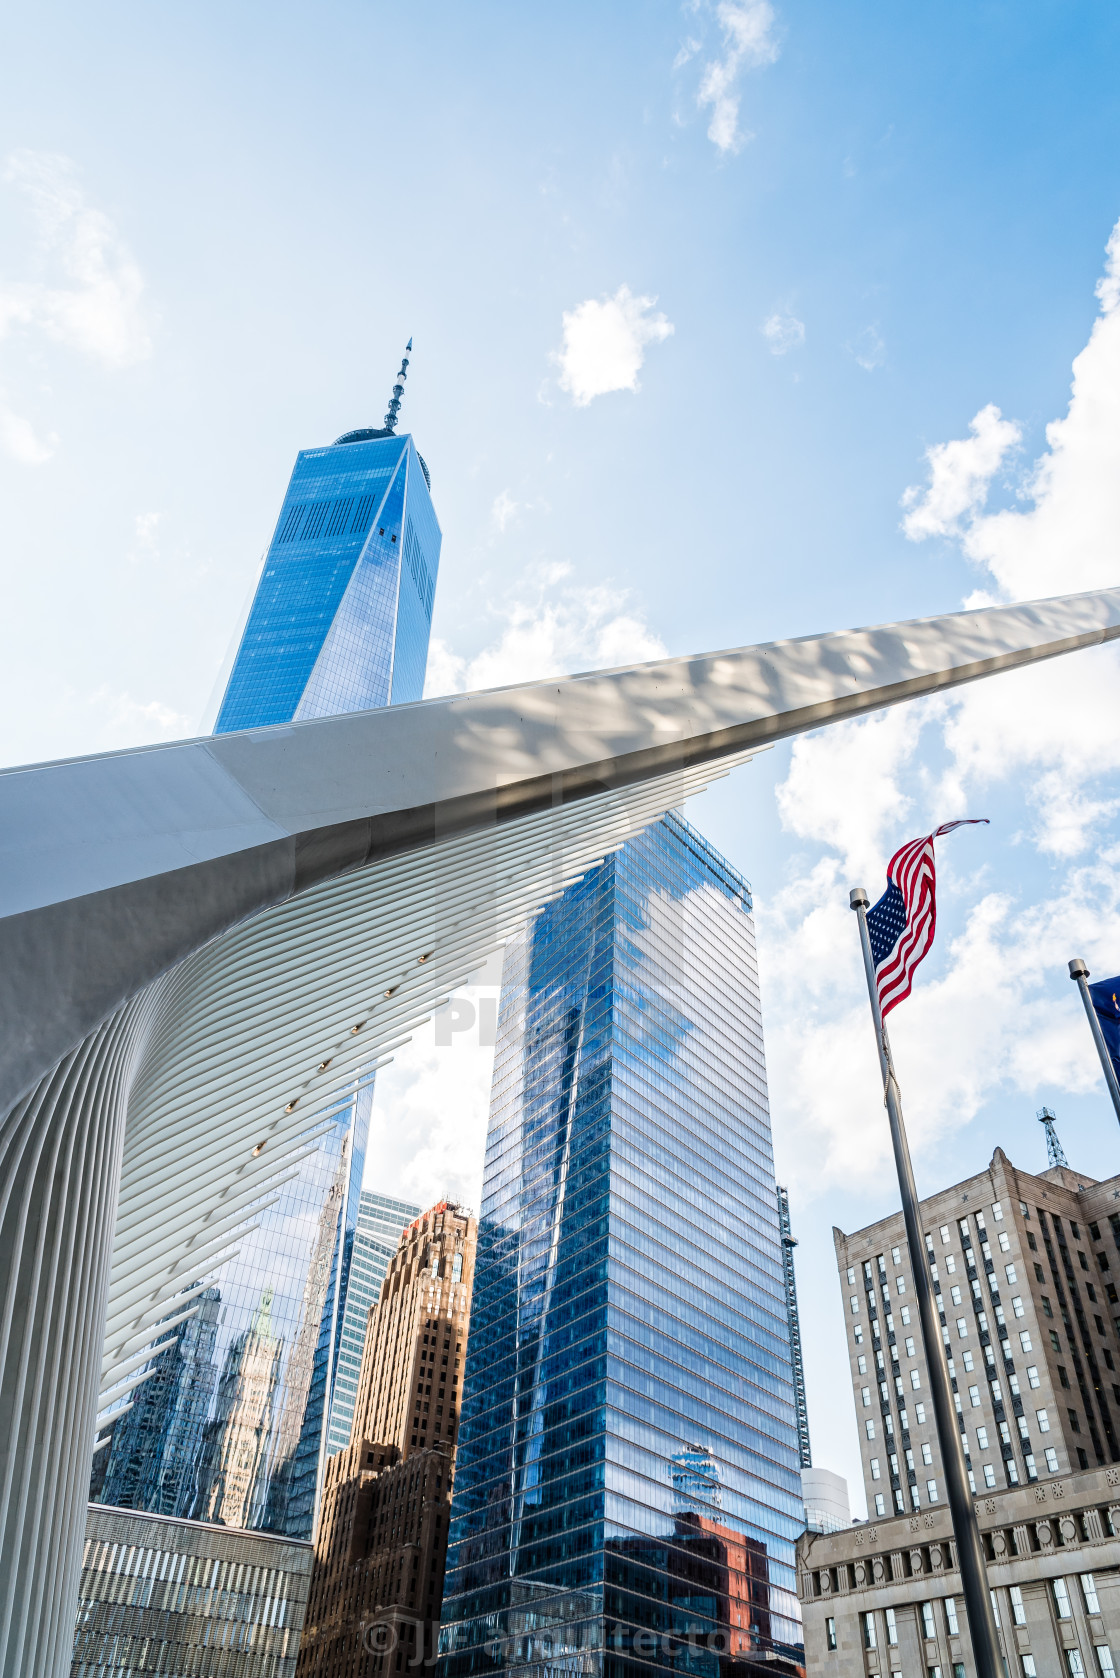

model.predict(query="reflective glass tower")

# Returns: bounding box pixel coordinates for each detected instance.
[215,345,440,731]
[439,815,805,1678]
[92,349,439,1544]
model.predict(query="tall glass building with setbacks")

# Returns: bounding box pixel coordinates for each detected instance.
[92,364,441,1545]
[439,814,804,1678]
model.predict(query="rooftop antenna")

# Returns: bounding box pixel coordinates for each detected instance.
[383,338,412,435]
[1037,1106,1069,1169]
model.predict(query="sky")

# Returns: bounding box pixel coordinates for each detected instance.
[4,0,1120,1511]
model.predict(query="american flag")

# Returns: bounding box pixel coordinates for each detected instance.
[866,820,989,1018]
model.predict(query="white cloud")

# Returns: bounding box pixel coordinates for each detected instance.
[849,323,886,372]
[761,213,1120,1204]
[697,0,779,155]
[901,403,1021,541]
[426,565,667,697]
[554,284,673,407]
[491,489,519,533]
[364,962,503,1211]
[0,401,56,463]
[761,309,804,355]
[904,215,1120,598]
[0,150,151,369]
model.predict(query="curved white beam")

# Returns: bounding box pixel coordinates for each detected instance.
[4,586,1119,1120]
[1,585,1119,1678]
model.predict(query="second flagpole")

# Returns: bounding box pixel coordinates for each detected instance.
[849,886,1002,1678]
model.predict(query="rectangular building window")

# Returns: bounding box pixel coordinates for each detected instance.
[1054,1578,1073,1618]
[1036,1409,1050,1432]
[1096,1649,1117,1677]
[1046,1447,1060,1472]
[850,1296,860,1314]
[847,1267,856,1284]
[911,1370,922,1390]
[958,1318,969,1338]
[870,1457,881,1479]
[921,1601,936,1639]
[1009,1585,1026,1625]
[951,1286,963,1306]
[1012,1295,1025,1316]
[922,1442,933,1464]
[1066,1655,1086,1677]
[874,1492,886,1516]
[1023,1660,1038,1677]
[1006,1264,1018,1284]
[916,1402,927,1423]
[1020,1330,1033,1352]
[1026,1365,1041,1387]
[990,1590,1001,1629]
[885,1607,898,1645]
[892,1246,901,1265]
[1082,1573,1101,1614]
[866,1419,876,1439]
[862,1611,876,1649]
[976,1425,989,1449]
[992,1202,1004,1220]
[927,1478,939,1502]
[861,1387,871,1407]
[825,1617,836,1651]
[1069,1409,1082,1432]
[969,1385,981,1407]
[944,1597,959,1634]
[940,1225,950,1244]
[1042,1296,1054,1317]
[983,1464,997,1487]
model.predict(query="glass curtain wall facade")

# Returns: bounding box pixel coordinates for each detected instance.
[95,1088,370,1538]
[215,429,440,731]
[439,815,804,1678]
[93,424,441,1543]
[327,1191,422,1455]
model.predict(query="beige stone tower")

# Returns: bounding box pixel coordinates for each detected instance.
[297,1199,476,1676]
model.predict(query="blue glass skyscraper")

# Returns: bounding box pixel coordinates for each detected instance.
[215,345,440,730]
[439,815,804,1678]
[93,349,440,1543]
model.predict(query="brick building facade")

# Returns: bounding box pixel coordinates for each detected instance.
[296,1200,476,1677]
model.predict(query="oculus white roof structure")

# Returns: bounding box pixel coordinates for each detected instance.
[2,585,1120,1676]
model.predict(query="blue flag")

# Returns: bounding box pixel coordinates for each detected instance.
[1088,975,1120,1088]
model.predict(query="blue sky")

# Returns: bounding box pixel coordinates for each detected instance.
[4,0,1120,1507]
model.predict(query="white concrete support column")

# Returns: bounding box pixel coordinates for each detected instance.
[0,1003,149,1678]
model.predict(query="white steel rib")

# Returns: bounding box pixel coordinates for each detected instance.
[2,586,1120,1678]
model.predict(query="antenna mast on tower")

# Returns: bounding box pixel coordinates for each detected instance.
[383,339,412,435]
[1037,1106,1069,1169]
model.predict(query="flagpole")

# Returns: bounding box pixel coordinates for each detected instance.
[850,887,1002,1678]
[1068,959,1120,1125]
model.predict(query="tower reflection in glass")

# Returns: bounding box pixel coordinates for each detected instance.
[440,815,805,1677]
[93,389,439,1539]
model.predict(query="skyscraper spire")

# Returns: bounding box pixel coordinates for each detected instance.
[1037,1105,1069,1168]
[383,338,412,434]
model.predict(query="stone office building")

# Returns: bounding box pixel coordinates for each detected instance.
[798,1137,1120,1674]
[296,1201,476,1677]
[834,1147,1120,1525]
[797,1463,1120,1676]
